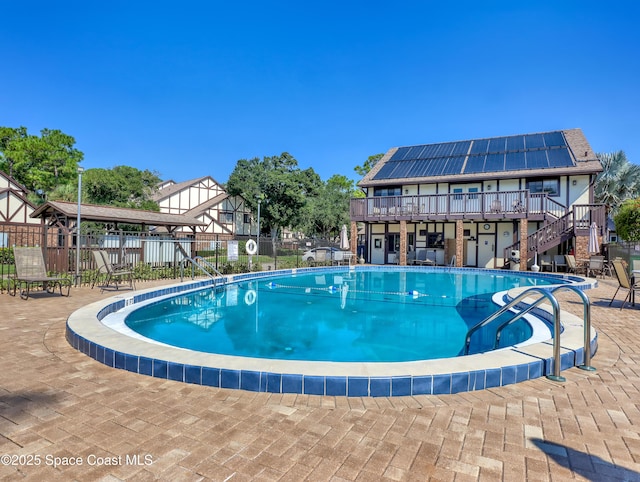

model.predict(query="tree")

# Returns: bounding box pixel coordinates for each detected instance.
[81,166,161,210]
[614,198,640,242]
[354,153,383,177]
[303,174,355,239]
[0,126,28,178]
[0,127,84,201]
[595,151,640,213]
[226,153,321,245]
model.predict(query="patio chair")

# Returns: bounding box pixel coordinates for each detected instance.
[490,199,502,213]
[539,255,553,272]
[553,255,567,272]
[609,259,640,309]
[10,246,72,300]
[587,256,605,278]
[565,254,577,274]
[91,250,135,291]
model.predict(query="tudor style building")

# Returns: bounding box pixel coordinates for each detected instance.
[350,129,606,269]
[152,176,253,238]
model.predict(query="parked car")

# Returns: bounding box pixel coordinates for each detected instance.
[302,247,349,262]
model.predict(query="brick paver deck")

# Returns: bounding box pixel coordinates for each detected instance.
[0,278,639,481]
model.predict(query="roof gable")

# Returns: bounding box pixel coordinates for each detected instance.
[152,175,223,202]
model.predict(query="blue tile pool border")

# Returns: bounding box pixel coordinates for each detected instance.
[66,266,598,397]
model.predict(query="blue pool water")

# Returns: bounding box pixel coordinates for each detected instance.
[125,269,560,362]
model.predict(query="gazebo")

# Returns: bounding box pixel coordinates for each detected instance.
[30,201,207,272]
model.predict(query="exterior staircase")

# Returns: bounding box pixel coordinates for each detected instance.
[504,204,606,266]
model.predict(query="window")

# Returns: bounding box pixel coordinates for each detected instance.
[387,234,401,253]
[243,213,251,224]
[452,188,463,200]
[468,187,479,200]
[427,232,444,248]
[527,178,560,196]
[373,186,402,197]
[221,212,234,223]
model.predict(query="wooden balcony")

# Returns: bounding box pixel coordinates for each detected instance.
[350,190,565,222]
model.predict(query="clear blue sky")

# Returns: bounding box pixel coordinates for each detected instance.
[2,1,639,184]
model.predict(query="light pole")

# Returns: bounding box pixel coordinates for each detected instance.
[75,166,84,286]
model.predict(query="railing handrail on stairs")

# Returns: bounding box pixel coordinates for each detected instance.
[179,255,225,282]
[463,285,595,381]
[503,204,607,265]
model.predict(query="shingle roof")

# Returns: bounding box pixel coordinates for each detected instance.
[359,128,602,187]
[31,201,207,228]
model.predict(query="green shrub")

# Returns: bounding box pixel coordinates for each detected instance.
[0,248,15,265]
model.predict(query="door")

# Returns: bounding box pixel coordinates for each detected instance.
[371,235,385,264]
[477,234,495,268]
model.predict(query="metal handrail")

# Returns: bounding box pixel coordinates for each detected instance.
[493,285,594,372]
[463,285,595,381]
[179,255,224,283]
[193,255,224,278]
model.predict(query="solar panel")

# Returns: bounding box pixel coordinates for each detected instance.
[374,130,573,180]
[484,153,505,172]
[412,159,432,177]
[488,137,506,153]
[388,161,415,179]
[526,150,549,169]
[506,135,525,151]
[451,141,471,156]
[372,162,399,179]
[543,131,566,147]
[464,155,485,174]
[389,147,410,161]
[505,151,526,169]
[470,139,489,155]
[442,157,465,175]
[547,147,574,167]
[429,158,446,176]
[525,134,544,149]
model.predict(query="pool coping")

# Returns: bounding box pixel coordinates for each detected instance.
[66,266,599,397]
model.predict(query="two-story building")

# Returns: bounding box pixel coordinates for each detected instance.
[350,129,605,269]
[153,176,253,238]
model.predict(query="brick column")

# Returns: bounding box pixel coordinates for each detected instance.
[456,220,464,267]
[399,221,407,266]
[350,221,358,257]
[575,235,589,261]
[519,219,528,270]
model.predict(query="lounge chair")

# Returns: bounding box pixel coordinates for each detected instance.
[10,246,72,300]
[414,249,435,265]
[609,259,640,309]
[91,250,135,291]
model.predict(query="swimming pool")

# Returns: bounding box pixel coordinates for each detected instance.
[124,269,557,362]
[66,266,598,396]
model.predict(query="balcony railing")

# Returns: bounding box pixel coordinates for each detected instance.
[350,190,555,221]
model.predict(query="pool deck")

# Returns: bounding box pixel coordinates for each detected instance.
[1,277,639,480]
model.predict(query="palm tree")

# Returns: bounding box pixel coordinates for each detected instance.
[595,151,640,213]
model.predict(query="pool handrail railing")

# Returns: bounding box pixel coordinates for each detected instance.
[463,285,594,381]
[180,255,224,282]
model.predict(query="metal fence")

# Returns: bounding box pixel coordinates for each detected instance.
[0,223,349,292]
[608,241,640,271]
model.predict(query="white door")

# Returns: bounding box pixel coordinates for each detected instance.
[477,234,495,268]
[371,235,385,264]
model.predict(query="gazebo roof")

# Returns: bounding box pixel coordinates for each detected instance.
[31,201,207,231]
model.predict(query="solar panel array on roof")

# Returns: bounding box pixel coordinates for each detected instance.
[373,131,574,180]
